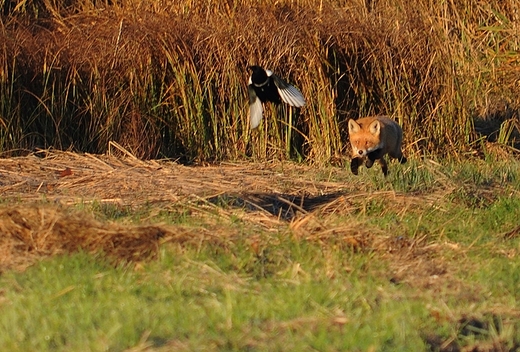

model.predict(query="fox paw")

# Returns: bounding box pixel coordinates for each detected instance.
[350,158,362,175]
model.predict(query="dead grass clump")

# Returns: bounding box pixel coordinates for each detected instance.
[0,204,168,272]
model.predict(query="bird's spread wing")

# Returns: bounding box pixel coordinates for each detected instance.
[272,75,305,108]
[248,85,264,129]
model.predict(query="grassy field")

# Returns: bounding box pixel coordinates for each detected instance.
[1,0,519,350]
[0,151,518,351]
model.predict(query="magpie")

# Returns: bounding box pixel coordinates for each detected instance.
[248,65,305,129]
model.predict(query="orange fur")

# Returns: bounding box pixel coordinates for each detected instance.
[348,116,406,176]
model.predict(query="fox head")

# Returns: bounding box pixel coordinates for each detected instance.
[348,119,383,158]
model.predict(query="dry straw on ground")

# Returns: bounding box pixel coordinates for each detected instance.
[0,150,458,279]
[0,148,349,206]
[0,205,166,272]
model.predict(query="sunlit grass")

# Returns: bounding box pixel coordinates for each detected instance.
[1,0,519,160]
[1,158,519,350]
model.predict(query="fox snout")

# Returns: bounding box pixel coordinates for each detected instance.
[354,148,369,157]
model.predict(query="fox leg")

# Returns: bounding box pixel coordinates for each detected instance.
[367,149,384,169]
[350,157,363,175]
[378,158,389,176]
[393,153,407,164]
[390,150,407,164]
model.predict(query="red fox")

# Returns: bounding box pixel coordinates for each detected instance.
[348,116,407,176]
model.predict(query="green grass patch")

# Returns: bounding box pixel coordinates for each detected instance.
[0,246,436,351]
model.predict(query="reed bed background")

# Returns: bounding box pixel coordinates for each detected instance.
[0,0,519,162]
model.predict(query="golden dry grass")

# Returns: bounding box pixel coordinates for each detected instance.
[0,149,483,294]
[1,0,519,161]
[0,148,350,205]
[0,205,166,272]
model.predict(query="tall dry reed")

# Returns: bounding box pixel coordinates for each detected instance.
[1,0,518,162]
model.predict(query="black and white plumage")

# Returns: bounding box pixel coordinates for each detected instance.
[247,65,305,129]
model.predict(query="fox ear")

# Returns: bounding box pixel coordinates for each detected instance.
[348,119,361,134]
[368,120,381,135]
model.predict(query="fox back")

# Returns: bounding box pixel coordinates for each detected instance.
[348,116,406,176]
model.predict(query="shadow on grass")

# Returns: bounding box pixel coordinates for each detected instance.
[207,191,347,221]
